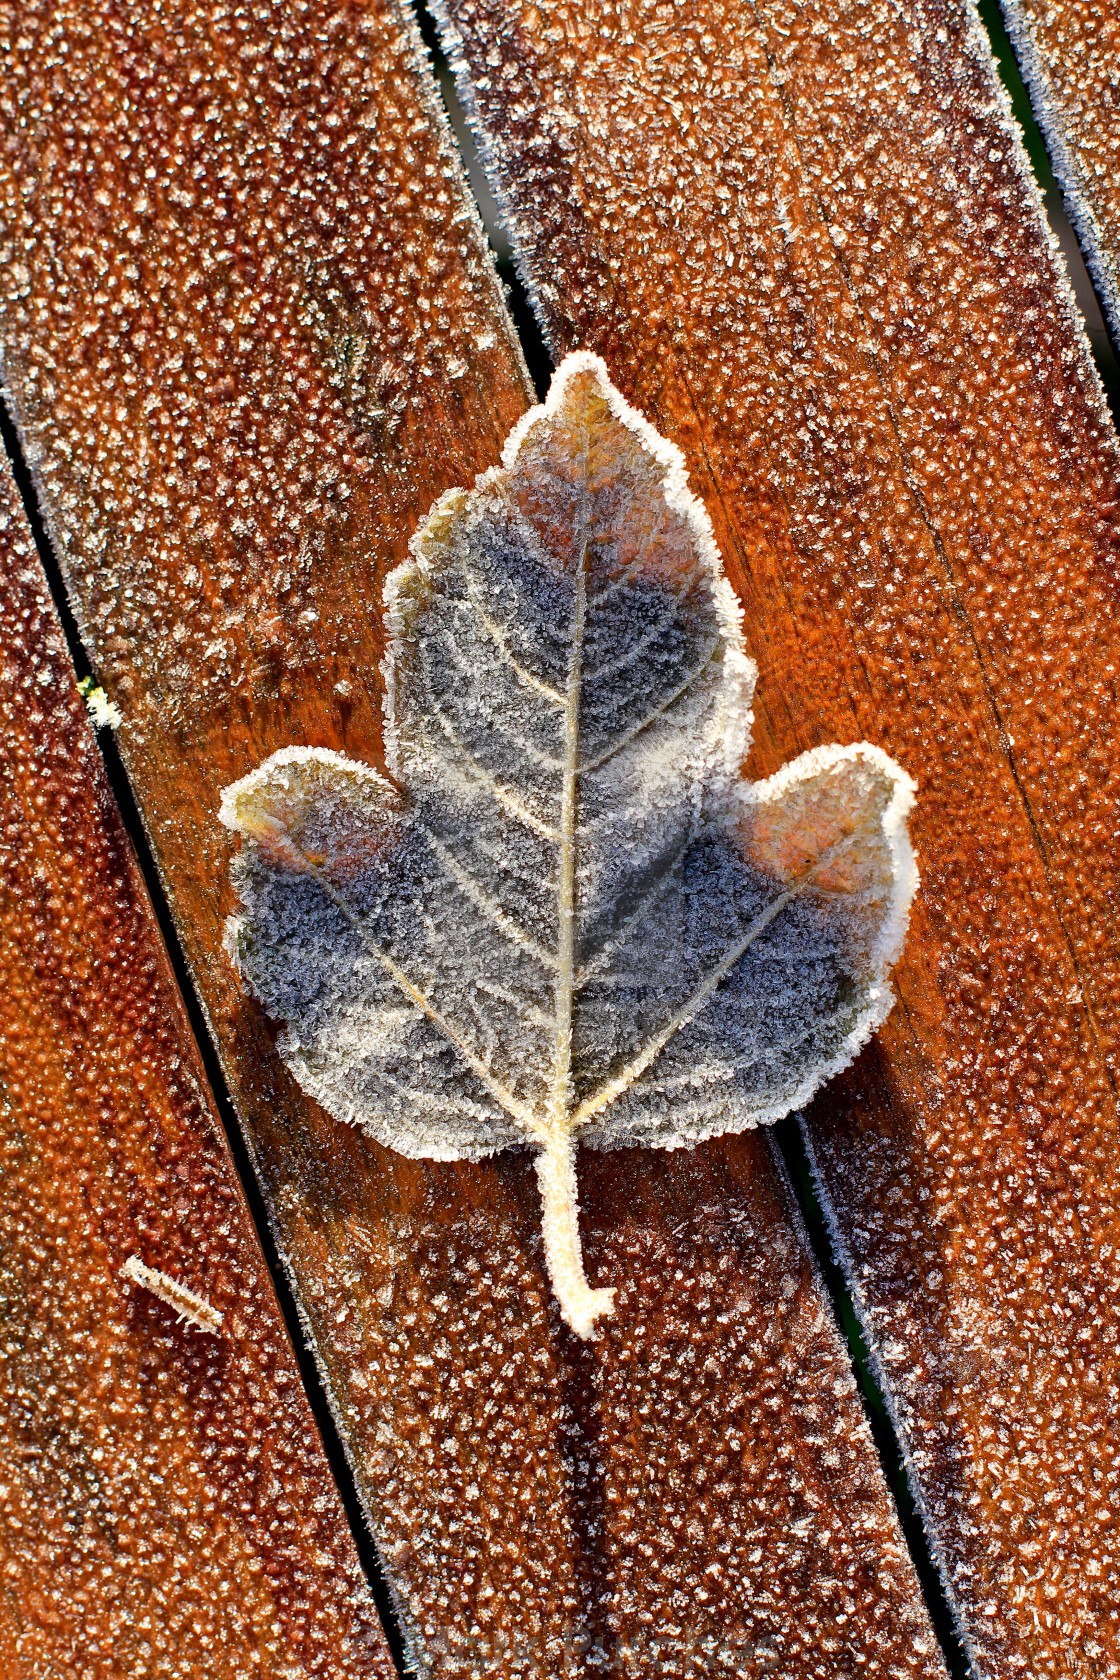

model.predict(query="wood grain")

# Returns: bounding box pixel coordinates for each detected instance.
[0,454,392,1677]
[0,0,947,1673]
[434,0,1120,1672]
[1001,0,1120,346]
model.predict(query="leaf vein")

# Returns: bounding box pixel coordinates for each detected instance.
[570,816,880,1126]
[583,587,693,689]
[426,698,563,840]
[287,839,537,1130]
[579,641,722,774]
[460,568,567,705]
[417,821,560,971]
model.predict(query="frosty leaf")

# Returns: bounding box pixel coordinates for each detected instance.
[221,354,917,1338]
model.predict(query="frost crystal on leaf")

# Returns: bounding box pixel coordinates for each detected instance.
[221,354,917,1338]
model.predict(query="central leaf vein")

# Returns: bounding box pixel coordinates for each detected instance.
[548,453,590,1138]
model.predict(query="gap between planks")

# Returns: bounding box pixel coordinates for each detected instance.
[410,1,1120,1675]
[0,6,1023,1671]
[8,0,1112,1668]
[408,3,982,1673]
[0,396,414,1679]
[975,0,1120,408]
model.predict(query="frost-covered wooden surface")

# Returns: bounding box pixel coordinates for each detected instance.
[435,0,1120,1672]
[0,1,949,1675]
[1001,0,1120,347]
[0,457,391,1677]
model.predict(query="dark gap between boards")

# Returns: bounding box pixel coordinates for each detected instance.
[410,0,555,399]
[773,1119,975,1679]
[0,396,414,1680]
[409,3,982,1674]
[976,0,1120,417]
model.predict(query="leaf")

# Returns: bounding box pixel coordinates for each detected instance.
[221,354,917,1338]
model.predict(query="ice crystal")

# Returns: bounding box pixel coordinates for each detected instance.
[223,355,916,1336]
[77,675,123,731]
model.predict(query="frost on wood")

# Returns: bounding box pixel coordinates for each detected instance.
[1001,0,1120,347]
[0,453,391,1679]
[222,355,915,1337]
[432,0,1120,1663]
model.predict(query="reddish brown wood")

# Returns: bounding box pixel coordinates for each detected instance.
[1002,0,1120,346]
[0,0,946,1673]
[435,0,1120,1671]
[0,456,392,1676]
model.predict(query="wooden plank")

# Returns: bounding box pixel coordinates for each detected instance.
[1000,0,1120,346]
[0,453,392,1677]
[0,1,948,1673]
[434,0,1120,1671]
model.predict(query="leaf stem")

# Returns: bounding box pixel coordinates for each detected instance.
[534,425,619,1340]
[534,1131,615,1339]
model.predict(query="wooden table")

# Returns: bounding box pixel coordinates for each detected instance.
[1,0,1118,1675]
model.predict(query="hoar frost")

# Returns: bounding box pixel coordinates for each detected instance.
[221,354,917,1337]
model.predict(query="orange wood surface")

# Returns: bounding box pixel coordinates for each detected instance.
[435,0,1120,1671]
[0,0,949,1673]
[0,455,392,1677]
